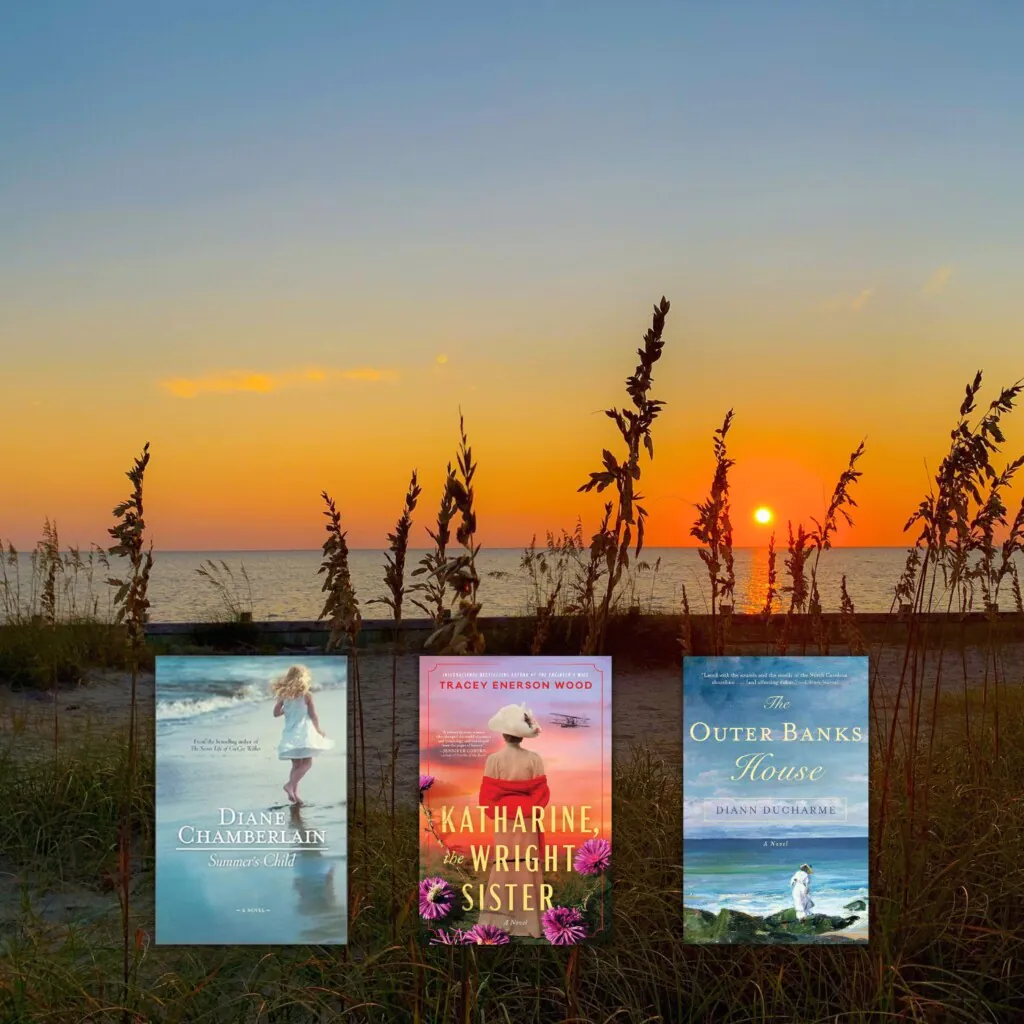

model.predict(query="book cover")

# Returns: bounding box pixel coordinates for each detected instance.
[155,656,348,944]
[683,655,869,944]
[418,656,612,946]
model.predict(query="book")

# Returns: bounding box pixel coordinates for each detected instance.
[418,655,612,945]
[682,655,869,944]
[155,656,348,944]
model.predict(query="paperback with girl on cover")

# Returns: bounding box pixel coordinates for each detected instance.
[154,656,348,945]
[418,656,612,945]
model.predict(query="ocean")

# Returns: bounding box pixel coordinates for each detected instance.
[12,546,1019,623]
[154,656,348,944]
[683,836,869,920]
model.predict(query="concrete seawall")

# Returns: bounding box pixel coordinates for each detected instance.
[144,610,1024,660]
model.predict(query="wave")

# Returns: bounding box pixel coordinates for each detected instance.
[156,683,266,721]
[156,678,345,722]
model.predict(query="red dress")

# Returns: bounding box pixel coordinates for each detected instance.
[475,772,550,936]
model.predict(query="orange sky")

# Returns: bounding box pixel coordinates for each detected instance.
[3,317,1021,552]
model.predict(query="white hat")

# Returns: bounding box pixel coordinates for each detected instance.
[487,702,541,738]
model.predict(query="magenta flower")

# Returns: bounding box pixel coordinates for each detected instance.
[419,774,435,799]
[419,877,454,920]
[573,837,611,876]
[542,906,588,945]
[464,923,510,945]
[429,927,467,945]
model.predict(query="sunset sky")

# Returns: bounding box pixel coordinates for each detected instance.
[3,4,1023,550]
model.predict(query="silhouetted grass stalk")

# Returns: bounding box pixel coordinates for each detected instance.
[194,559,253,622]
[691,409,735,655]
[578,297,670,654]
[369,470,421,923]
[106,442,152,1024]
[760,532,778,652]
[878,372,1023,905]
[317,492,366,875]
[426,414,484,655]
[411,463,457,626]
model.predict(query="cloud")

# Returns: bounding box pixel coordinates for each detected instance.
[849,287,873,312]
[922,265,954,296]
[161,366,396,398]
[821,287,874,314]
[844,773,870,783]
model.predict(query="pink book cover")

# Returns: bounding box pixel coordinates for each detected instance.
[418,655,612,946]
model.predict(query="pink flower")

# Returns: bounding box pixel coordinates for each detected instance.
[464,923,510,945]
[573,837,611,876]
[419,877,453,920]
[542,906,587,945]
[419,774,435,799]
[429,927,467,944]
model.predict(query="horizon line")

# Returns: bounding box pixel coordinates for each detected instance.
[115,544,919,554]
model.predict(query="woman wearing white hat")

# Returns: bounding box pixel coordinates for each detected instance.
[476,702,550,937]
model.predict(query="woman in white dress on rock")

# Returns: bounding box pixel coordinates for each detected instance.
[790,863,815,920]
[272,664,334,805]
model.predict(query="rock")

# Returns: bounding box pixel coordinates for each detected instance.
[844,899,867,912]
[683,905,860,943]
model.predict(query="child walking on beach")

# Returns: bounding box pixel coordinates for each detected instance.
[272,664,334,805]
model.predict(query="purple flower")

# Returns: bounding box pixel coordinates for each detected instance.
[573,837,611,876]
[429,927,467,945]
[419,774,435,796]
[541,906,588,945]
[419,877,454,920]
[464,923,510,945]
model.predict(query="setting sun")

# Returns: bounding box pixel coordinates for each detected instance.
[754,507,773,525]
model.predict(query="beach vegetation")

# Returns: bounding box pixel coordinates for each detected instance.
[0,304,1023,1022]
[578,297,670,655]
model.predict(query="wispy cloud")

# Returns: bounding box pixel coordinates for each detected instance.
[161,366,396,398]
[849,287,873,312]
[922,265,954,296]
[844,773,870,783]
[821,287,874,314]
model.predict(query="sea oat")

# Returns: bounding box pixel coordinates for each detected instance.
[425,414,485,655]
[578,297,670,654]
[106,442,153,1024]
[691,410,736,654]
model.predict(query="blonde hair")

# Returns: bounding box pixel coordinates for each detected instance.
[271,664,312,700]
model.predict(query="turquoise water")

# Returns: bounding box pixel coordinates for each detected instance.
[684,836,869,920]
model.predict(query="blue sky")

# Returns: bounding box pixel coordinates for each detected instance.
[3,3,1023,550]
[684,656,869,837]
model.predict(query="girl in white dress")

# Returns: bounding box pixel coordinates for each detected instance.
[790,863,815,920]
[272,664,334,805]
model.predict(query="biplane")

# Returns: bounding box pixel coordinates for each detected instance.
[550,712,590,728]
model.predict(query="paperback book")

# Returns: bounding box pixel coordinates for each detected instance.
[155,656,348,944]
[683,655,869,944]
[418,656,612,945]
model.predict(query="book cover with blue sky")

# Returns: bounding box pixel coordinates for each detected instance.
[683,656,869,944]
